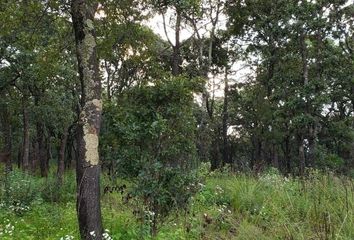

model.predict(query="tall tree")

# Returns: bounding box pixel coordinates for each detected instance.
[71,0,103,239]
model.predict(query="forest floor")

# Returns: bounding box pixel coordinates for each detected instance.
[0,168,353,240]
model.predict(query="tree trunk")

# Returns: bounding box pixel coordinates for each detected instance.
[171,10,181,76]
[0,99,12,171]
[300,30,309,86]
[284,136,291,174]
[271,144,279,169]
[17,145,22,169]
[308,124,318,168]
[71,0,103,239]
[222,68,229,165]
[57,128,68,183]
[66,134,75,169]
[30,140,36,171]
[46,136,51,169]
[22,97,30,171]
[104,61,112,100]
[37,122,48,177]
[299,29,308,176]
[298,135,305,176]
[210,137,221,171]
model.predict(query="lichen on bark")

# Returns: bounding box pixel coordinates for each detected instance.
[81,98,102,166]
[91,98,102,111]
[83,123,99,166]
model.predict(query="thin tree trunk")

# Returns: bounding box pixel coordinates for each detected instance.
[298,135,305,176]
[58,128,68,183]
[308,125,317,168]
[210,137,222,171]
[66,134,74,169]
[0,99,12,171]
[171,10,181,76]
[300,30,309,86]
[271,144,279,169]
[46,136,51,168]
[104,61,112,100]
[222,68,229,165]
[284,136,291,174]
[299,29,308,176]
[29,140,35,171]
[71,0,103,239]
[17,145,22,169]
[22,97,30,171]
[37,122,48,177]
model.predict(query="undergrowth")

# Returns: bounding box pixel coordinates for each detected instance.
[0,166,353,239]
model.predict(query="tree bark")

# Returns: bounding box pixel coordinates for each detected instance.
[22,96,30,171]
[30,140,39,172]
[104,61,112,100]
[71,0,103,239]
[300,30,309,86]
[271,144,279,169]
[284,135,291,174]
[57,128,68,183]
[0,97,12,171]
[37,122,48,177]
[298,135,305,176]
[222,68,229,165]
[171,10,182,76]
[299,29,308,176]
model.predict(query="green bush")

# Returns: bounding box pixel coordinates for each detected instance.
[0,169,41,215]
[100,76,200,236]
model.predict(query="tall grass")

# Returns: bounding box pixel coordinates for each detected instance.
[200,169,354,240]
[0,167,353,239]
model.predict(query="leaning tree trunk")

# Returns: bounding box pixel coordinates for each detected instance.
[71,0,103,239]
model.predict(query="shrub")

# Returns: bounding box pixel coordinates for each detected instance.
[0,169,41,215]
[100,76,201,236]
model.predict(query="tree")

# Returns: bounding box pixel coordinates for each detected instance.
[226,0,353,174]
[71,0,103,238]
[101,76,199,236]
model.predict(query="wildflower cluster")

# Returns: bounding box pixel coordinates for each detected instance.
[144,210,156,224]
[258,205,270,221]
[8,201,30,214]
[259,172,289,187]
[217,203,231,214]
[59,234,74,240]
[86,229,113,240]
[0,219,15,237]
[215,185,224,195]
[102,229,113,240]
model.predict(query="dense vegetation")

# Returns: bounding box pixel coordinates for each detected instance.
[1,167,353,239]
[0,0,353,239]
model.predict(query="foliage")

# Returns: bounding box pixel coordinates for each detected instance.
[101,75,201,235]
